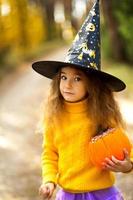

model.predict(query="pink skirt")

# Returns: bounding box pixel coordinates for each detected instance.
[56,186,124,200]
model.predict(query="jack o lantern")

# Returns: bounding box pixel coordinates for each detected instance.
[88,128,132,168]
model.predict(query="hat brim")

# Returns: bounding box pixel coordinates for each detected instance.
[32,61,126,92]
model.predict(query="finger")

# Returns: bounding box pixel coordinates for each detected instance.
[41,187,49,198]
[111,156,121,165]
[105,157,115,166]
[47,187,54,199]
[102,162,109,170]
[48,196,52,200]
[104,163,119,172]
[123,149,130,160]
[46,186,50,193]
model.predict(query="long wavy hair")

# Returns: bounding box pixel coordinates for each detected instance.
[42,67,125,135]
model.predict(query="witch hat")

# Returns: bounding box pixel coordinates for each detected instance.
[32,0,126,92]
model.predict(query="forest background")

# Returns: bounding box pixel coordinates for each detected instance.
[0,1,133,200]
[0,0,133,97]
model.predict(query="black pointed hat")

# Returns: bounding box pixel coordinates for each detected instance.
[32,0,126,92]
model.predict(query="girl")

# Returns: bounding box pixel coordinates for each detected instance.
[32,0,133,199]
[37,66,132,200]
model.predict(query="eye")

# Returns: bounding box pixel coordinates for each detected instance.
[74,76,81,81]
[61,75,67,80]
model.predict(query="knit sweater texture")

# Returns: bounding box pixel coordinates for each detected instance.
[41,98,132,193]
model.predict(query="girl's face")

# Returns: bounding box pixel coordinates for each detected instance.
[60,66,88,103]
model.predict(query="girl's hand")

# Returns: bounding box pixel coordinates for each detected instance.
[39,182,56,200]
[102,149,133,173]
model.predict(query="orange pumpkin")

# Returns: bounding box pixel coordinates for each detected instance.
[88,128,132,168]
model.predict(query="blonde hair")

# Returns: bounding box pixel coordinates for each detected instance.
[43,68,125,135]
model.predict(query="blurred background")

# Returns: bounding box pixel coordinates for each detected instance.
[0,0,133,84]
[0,0,133,200]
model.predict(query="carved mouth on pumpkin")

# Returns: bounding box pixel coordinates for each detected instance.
[91,128,116,143]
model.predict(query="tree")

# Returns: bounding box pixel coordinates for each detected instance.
[101,0,126,61]
[102,0,133,63]
[36,0,56,40]
[112,0,133,63]
[13,0,29,48]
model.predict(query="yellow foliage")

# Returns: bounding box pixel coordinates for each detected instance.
[0,0,45,51]
[26,6,46,48]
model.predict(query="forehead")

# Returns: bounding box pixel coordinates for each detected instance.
[61,66,85,76]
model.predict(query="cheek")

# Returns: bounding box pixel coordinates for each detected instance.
[82,87,88,96]
[76,85,88,96]
[80,84,88,93]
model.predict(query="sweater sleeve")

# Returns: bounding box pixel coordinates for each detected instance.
[41,123,58,184]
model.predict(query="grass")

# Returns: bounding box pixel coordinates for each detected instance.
[102,59,133,99]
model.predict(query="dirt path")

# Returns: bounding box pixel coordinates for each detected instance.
[0,46,133,200]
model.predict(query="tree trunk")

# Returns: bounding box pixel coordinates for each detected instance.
[101,0,126,61]
[38,0,56,40]
[63,0,72,20]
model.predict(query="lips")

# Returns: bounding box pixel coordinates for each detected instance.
[63,91,74,95]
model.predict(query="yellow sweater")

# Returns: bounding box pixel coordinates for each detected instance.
[41,98,131,193]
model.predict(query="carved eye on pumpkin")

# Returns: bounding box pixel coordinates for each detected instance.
[86,23,95,32]
[88,128,132,168]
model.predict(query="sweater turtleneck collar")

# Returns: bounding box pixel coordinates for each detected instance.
[63,98,89,113]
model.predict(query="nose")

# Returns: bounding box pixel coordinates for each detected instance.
[65,79,72,89]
